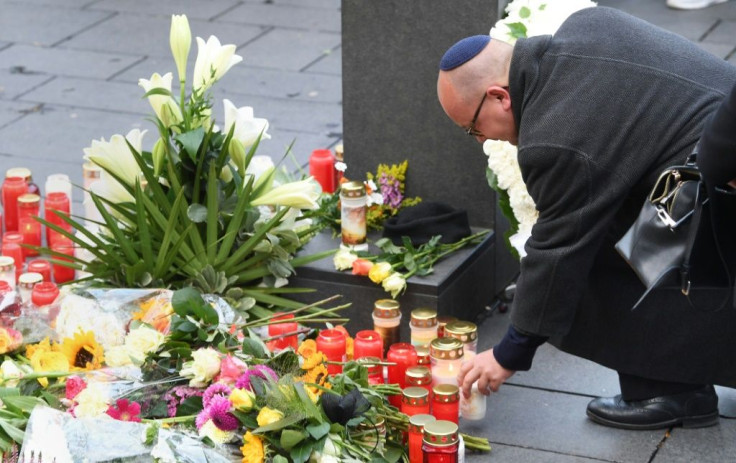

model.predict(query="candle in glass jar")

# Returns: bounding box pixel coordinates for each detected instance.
[354,330,384,359]
[19,218,41,258]
[6,168,39,195]
[17,272,42,304]
[409,414,435,463]
[444,321,478,354]
[2,243,23,280]
[2,177,27,232]
[45,192,71,247]
[31,281,59,307]
[45,174,73,204]
[429,337,464,387]
[268,313,299,350]
[83,163,103,224]
[459,381,487,421]
[309,149,336,194]
[416,345,430,366]
[410,308,438,348]
[422,420,459,463]
[406,366,433,398]
[372,299,401,356]
[402,386,430,416]
[316,328,346,375]
[51,238,75,283]
[436,316,458,338]
[387,342,417,407]
[360,356,385,384]
[27,259,51,282]
[431,385,460,424]
[0,257,15,289]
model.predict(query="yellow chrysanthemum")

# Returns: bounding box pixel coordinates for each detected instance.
[30,350,69,388]
[302,352,326,371]
[346,336,354,361]
[256,407,284,427]
[25,337,57,359]
[297,339,317,358]
[241,431,264,463]
[60,331,104,370]
[301,363,329,387]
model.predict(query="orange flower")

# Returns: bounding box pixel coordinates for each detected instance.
[302,352,326,371]
[131,296,173,334]
[352,259,373,276]
[298,339,317,358]
[346,336,354,361]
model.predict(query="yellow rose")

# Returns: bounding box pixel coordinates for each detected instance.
[230,388,255,412]
[30,350,69,388]
[256,406,284,427]
[368,262,392,283]
[302,352,326,371]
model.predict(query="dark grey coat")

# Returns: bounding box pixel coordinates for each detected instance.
[507,7,736,386]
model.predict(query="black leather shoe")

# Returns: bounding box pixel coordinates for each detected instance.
[586,385,719,430]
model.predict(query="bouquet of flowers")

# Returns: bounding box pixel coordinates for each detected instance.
[484,0,597,259]
[36,14,332,321]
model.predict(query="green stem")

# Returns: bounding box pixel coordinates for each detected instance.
[142,415,196,425]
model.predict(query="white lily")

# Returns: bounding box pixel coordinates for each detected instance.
[83,128,146,187]
[223,99,271,149]
[138,73,183,129]
[251,177,321,210]
[88,172,135,205]
[170,14,191,84]
[192,36,242,92]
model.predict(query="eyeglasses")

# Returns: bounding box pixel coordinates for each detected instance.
[465,93,487,137]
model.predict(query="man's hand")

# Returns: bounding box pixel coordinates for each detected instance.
[728,178,736,189]
[457,348,515,398]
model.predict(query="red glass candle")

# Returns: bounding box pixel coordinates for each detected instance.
[354,330,384,359]
[309,149,336,194]
[27,259,51,282]
[5,168,39,196]
[431,385,460,424]
[2,177,27,232]
[422,420,459,463]
[409,414,435,463]
[402,387,431,417]
[31,281,59,307]
[44,192,71,247]
[2,233,23,247]
[406,366,433,399]
[316,328,346,375]
[360,356,384,385]
[19,218,41,258]
[51,238,75,283]
[1,243,23,280]
[387,343,417,407]
[416,346,431,366]
[268,312,299,350]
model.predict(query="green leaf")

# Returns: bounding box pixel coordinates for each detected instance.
[273,456,289,463]
[519,6,531,18]
[306,421,330,440]
[2,396,44,414]
[187,204,208,223]
[241,338,267,358]
[289,441,314,463]
[0,420,25,444]
[280,429,307,451]
[134,185,154,269]
[215,175,254,264]
[90,193,139,264]
[175,127,206,162]
[253,413,302,433]
[171,287,206,317]
[143,87,173,98]
[206,163,219,264]
[506,22,528,39]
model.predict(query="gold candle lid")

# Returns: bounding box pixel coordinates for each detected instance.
[415,345,430,363]
[373,299,400,318]
[334,144,344,161]
[429,337,464,360]
[410,308,437,328]
[444,321,478,343]
[18,272,43,288]
[6,167,31,180]
[432,384,460,403]
[402,386,429,406]
[423,420,459,447]
[340,180,365,198]
[437,315,457,327]
[17,194,41,205]
[406,366,432,386]
[408,413,436,432]
[0,256,15,272]
[83,162,101,179]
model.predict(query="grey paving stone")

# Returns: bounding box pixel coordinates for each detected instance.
[218,66,342,103]
[705,20,736,44]
[0,42,11,52]
[221,3,341,32]
[466,443,611,463]
[697,41,736,59]
[0,2,111,46]
[0,44,143,80]
[266,0,340,9]
[0,69,53,100]
[0,100,42,128]
[63,14,265,57]
[716,386,736,418]
[89,0,239,20]
[1,0,98,7]
[19,76,150,115]
[459,385,663,462]
[0,105,151,163]
[653,420,736,463]
[302,46,342,75]
[237,28,340,71]
[233,93,341,137]
[255,128,341,168]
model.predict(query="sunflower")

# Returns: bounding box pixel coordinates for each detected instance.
[240,431,264,463]
[302,352,326,371]
[301,363,329,387]
[61,331,104,370]
[25,337,57,359]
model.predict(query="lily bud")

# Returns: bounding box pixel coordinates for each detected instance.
[228,138,246,174]
[152,138,166,176]
[251,177,321,210]
[170,14,191,84]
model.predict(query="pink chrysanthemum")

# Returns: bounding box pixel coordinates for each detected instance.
[234,365,277,391]
[202,383,231,408]
[207,396,239,431]
[106,399,141,422]
[65,376,87,401]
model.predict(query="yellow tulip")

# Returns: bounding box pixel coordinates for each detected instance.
[230,388,256,412]
[256,406,284,427]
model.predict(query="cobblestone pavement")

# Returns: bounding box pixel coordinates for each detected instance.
[1,0,735,461]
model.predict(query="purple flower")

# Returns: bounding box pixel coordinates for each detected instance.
[164,386,204,418]
[379,173,403,209]
[197,396,239,431]
[202,383,232,408]
[235,365,278,391]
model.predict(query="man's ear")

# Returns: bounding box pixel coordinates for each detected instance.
[487,85,511,110]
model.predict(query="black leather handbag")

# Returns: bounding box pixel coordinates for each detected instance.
[615,152,735,310]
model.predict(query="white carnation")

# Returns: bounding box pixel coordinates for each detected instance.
[74,383,111,418]
[490,0,597,44]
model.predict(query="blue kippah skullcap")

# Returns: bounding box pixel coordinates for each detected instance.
[440,35,491,71]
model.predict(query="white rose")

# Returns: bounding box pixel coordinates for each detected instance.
[333,248,358,271]
[104,345,133,367]
[73,383,110,418]
[381,273,407,299]
[180,348,221,387]
[0,360,24,387]
[125,325,165,361]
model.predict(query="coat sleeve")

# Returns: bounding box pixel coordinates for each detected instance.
[509,144,638,337]
[699,83,736,188]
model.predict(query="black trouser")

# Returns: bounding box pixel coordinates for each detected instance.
[618,373,706,401]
